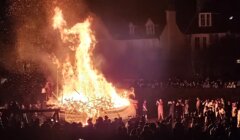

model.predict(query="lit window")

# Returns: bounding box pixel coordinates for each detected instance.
[199,13,212,27]
[145,19,155,35]
[200,15,205,26]
[206,14,211,26]
[146,25,155,35]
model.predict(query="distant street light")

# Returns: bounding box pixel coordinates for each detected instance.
[236,59,240,64]
[229,16,234,20]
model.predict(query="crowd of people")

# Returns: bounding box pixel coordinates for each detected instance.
[131,77,240,89]
[1,72,240,139]
[141,97,240,139]
[1,98,240,140]
[151,98,240,123]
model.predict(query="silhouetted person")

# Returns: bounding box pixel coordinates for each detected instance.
[142,100,148,121]
[156,99,164,121]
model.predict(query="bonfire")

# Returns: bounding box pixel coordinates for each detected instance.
[48,7,136,123]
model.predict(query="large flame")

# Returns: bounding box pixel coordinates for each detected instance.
[50,7,133,121]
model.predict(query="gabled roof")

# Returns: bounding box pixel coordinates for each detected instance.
[145,18,154,26]
[108,16,165,40]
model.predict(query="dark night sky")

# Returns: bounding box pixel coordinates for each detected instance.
[0,0,239,78]
[0,0,240,23]
[86,0,240,20]
[0,0,240,44]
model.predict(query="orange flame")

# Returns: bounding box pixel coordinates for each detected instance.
[50,7,133,121]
